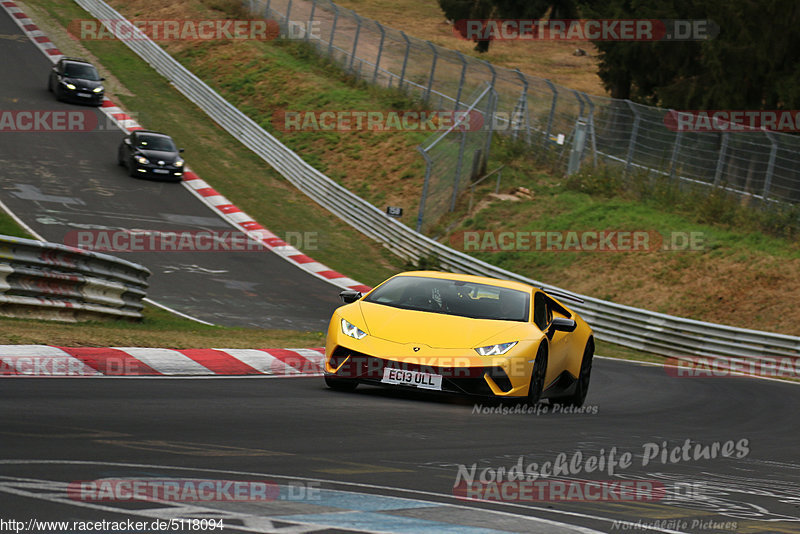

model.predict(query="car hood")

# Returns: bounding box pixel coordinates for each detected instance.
[356,301,528,348]
[137,149,179,163]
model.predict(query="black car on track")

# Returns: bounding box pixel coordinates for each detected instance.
[48,57,105,106]
[117,130,185,182]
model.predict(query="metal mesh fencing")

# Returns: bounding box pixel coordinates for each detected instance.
[416,84,496,234]
[247,0,800,220]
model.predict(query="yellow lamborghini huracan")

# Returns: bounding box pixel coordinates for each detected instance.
[324,271,594,406]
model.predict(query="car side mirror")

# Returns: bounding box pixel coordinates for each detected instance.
[178,148,185,153]
[100,77,106,81]
[123,138,131,145]
[339,290,362,304]
[550,317,577,332]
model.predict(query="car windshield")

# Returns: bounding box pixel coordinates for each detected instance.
[364,275,530,321]
[64,63,100,81]
[135,134,177,152]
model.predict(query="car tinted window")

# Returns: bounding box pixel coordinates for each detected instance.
[136,135,177,152]
[364,276,529,321]
[64,63,100,81]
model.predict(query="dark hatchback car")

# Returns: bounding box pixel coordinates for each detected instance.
[48,57,105,106]
[118,130,185,182]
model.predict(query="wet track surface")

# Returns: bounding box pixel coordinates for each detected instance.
[2,5,800,533]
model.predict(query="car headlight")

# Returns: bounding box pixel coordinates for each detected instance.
[64,83,76,90]
[135,155,149,165]
[475,341,518,356]
[341,318,367,340]
[93,86,104,93]
[174,160,184,167]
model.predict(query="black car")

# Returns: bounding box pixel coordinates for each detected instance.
[48,57,105,106]
[118,130,185,182]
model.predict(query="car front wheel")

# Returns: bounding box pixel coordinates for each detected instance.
[525,343,548,405]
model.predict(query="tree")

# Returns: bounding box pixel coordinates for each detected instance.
[583,0,800,110]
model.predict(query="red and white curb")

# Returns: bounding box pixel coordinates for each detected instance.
[0,345,325,376]
[0,1,371,296]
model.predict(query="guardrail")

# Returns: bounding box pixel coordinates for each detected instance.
[0,235,150,321]
[73,0,800,365]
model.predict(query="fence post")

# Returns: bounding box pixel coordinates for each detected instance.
[450,129,468,211]
[399,31,410,91]
[425,41,438,103]
[543,79,557,148]
[373,22,385,84]
[307,0,316,41]
[625,100,640,177]
[668,111,683,181]
[482,87,497,172]
[567,119,588,175]
[580,92,597,167]
[416,147,434,232]
[454,51,467,112]
[349,12,361,72]
[512,68,529,143]
[713,132,729,186]
[265,0,272,16]
[327,4,339,57]
[762,129,778,200]
[285,0,292,26]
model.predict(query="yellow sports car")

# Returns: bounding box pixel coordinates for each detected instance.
[324,271,594,406]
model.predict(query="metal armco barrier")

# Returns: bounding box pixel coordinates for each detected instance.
[73,0,800,365]
[0,235,150,321]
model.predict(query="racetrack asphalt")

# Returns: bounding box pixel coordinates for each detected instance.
[1,358,799,533]
[0,6,342,330]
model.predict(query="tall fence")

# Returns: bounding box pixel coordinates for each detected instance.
[249,0,800,211]
[416,83,496,233]
[0,235,150,321]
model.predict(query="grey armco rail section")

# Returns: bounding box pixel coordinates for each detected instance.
[0,235,150,321]
[73,0,800,365]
